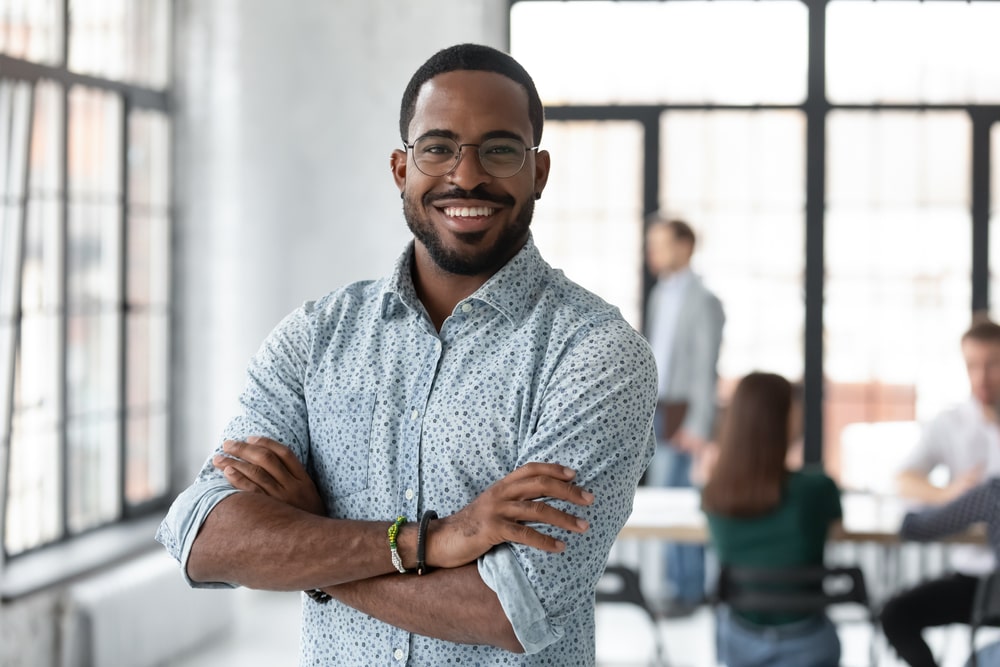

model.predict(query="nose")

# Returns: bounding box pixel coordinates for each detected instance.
[448,145,492,189]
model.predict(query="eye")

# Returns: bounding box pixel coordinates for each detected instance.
[421,143,455,155]
[483,141,520,155]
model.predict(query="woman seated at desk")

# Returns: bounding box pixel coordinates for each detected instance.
[701,372,843,667]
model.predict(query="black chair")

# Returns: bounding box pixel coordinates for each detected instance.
[970,570,1000,667]
[596,565,669,666]
[714,564,877,666]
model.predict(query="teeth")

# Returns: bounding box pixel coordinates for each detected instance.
[443,206,495,217]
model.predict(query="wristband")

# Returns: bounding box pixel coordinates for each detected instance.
[388,515,409,574]
[416,510,438,576]
[305,589,331,603]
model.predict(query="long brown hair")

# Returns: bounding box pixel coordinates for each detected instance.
[701,372,794,518]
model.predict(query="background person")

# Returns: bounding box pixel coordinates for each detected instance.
[644,214,725,615]
[702,372,843,667]
[882,317,1000,666]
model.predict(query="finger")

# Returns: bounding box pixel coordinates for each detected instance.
[503,499,590,533]
[218,462,265,494]
[224,438,300,481]
[500,521,568,553]
[502,474,595,506]
[214,453,282,496]
[505,462,578,483]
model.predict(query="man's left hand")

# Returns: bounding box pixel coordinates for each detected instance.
[213,436,326,516]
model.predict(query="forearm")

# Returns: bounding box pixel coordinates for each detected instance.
[187,492,399,589]
[323,563,522,653]
[901,481,998,541]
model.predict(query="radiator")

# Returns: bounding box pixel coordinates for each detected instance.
[61,551,233,667]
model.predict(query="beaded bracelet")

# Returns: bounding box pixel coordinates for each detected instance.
[416,510,438,576]
[388,515,409,574]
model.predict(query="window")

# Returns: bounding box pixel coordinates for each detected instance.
[512,0,1000,484]
[1,0,170,559]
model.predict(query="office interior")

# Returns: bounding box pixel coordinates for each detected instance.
[1,0,999,665]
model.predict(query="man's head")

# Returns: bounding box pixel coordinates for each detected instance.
[645,216,696,277]
[961,316,1000,409]
[391,44,550,279]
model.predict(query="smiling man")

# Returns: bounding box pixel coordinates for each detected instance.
[156,43,657,665]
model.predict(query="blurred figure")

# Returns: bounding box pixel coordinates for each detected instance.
[882,316,1000,666]
[702,372,843,667]
[644,214,725,615]
[893,478,1000,667]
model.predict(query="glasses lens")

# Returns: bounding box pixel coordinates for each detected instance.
[411,137,460,177]
[478,138,527,178]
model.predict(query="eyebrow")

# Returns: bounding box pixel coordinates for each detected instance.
[414,129,530,144]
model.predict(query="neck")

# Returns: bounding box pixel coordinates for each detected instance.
[410,249,490,332]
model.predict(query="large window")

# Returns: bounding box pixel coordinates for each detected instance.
[1,0,170,560]
[512,0,1000,486]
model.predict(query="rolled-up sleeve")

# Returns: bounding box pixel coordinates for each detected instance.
[480,318,657,653]
[155,480,240,588]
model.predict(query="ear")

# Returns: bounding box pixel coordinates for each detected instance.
[532,149,551,199]
[390,148,407,193]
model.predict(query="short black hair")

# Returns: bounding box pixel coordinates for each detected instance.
[399,43,544,146]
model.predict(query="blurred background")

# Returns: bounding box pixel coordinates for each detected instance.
[0,0,998,664]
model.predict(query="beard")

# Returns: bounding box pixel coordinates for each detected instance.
[403,187,534,277]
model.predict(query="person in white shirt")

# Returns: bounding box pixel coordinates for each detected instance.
[881,316,1000,666]
[643,215,725,616]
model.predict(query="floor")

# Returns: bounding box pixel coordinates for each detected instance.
[160,585,995,666]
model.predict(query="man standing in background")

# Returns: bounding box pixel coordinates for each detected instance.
[644,214,725,617]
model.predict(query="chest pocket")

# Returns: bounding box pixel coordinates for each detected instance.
[309,390,376,497]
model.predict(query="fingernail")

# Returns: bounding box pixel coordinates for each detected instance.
[582,490,595,503]
[246,435,259,443]
[577,519,589,531]
[554,540,566,551]
[562,467,576,478]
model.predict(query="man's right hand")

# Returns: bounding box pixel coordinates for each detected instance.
[426,462,594,569]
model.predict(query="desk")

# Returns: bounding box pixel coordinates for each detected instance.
[620,487,986,546]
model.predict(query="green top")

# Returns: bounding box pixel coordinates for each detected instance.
[705,468,843,626]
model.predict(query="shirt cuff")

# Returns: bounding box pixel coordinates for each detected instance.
[155,479,240,589]
[479,545,564,654]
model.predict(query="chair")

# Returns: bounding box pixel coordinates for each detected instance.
[596,565,669,666]
[970,570,1000,667]
[714,564,877,666]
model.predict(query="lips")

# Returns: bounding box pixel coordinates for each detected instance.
[435,204,499,234]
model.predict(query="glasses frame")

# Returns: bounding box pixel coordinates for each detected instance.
[403,136,540,179]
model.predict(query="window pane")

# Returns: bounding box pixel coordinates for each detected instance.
[0,0,63,64]
[66,313,120,418]
[5,314,62,555]
[989,122,1000,322]
[511,1,807,105]
[0,80,32,321]
[68,0,170,89]
[826,111,971,488]
[125,410,167,506]
[661,110,806,392]
[67,202,121,310]
[828,1,1000,104]
[66,416,120,533]
[128,110,169,210]
[68,87,122,200]
[530,120,644,329]
[126,312,166,409]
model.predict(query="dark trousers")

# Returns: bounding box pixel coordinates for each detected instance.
[879,572,978,667]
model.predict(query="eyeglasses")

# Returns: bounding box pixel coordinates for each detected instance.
[404,136,539,179]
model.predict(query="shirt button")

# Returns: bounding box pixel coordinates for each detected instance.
[393,648,404,660]
[405,488,414,500]
[410,409,419,420]
[461,302,473,313]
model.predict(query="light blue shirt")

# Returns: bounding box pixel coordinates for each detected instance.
[648,268,692,399]
[156,236,657,666]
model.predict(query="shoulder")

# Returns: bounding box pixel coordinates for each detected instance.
[789,468,840,497]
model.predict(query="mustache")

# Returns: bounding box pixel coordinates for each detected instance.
[424,187,516,207]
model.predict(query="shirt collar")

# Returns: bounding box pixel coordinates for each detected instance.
[379,235,548,326]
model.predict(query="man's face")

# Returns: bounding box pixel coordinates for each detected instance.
[962,338,1000,408]
[645,225,690,277]
[391,70,549,278]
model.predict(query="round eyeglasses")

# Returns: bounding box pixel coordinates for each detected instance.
[404,136,539,179]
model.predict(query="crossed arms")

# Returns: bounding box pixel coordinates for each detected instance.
[186,436,594,652]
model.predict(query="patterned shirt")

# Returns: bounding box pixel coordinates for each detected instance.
[901,477,1000,561]
[156,236,658,666]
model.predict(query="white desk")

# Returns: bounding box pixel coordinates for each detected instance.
[620,487,985,546]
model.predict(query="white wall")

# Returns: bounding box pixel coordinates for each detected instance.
[173,0,510,476]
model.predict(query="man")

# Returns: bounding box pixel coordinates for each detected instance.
[156,43,657,665]
[643,216,725,616]
[881,317,1000,666]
